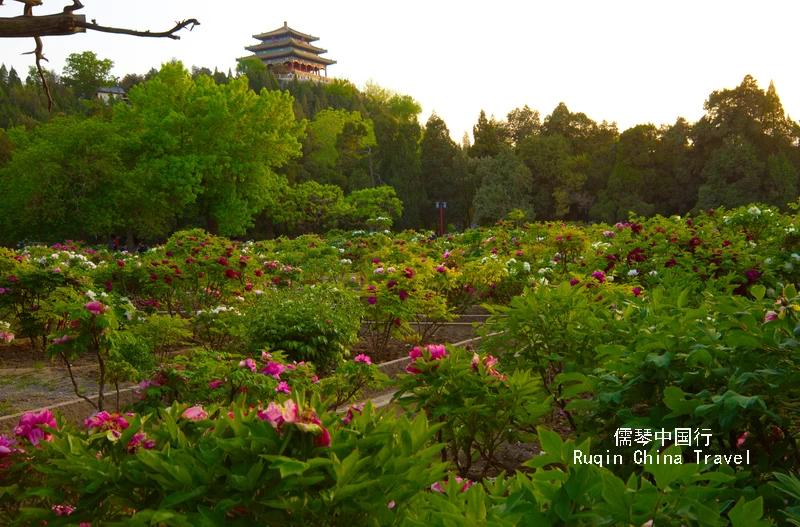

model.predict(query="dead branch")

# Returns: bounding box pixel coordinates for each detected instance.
[74,17,200,40]
[22,35,53,109]
[0,1,199,111]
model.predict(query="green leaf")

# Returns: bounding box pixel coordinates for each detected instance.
[264,456,310,478]
[750,284,766,301]
[729,497,767,527]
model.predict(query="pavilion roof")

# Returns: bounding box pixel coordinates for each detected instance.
[253,23,319,42]
[245,37,327,55]
[240,48,337,66]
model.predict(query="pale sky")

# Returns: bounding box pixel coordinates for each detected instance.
[2,0,799,141]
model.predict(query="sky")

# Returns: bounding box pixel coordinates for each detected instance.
[2,0,799,141]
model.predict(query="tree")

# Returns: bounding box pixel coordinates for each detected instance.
[696,136,765,210]
[470,110,507,158]
[115,62,305,237]
[506,105,541,146]
[342,186,403,230]
[472,146,534,225]
[7,66,21,87]
[374,113,425,229]
[62,51,114,99]
[119,73,144,93]
[420,112,458,228]
[0,117,125,244]
[271,181,346,234]
[303,108,375,190]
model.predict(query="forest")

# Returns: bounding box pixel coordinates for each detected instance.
[0,51,799,246]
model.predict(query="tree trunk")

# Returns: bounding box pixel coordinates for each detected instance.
[0,13,86,38]
[97,351,106,412]
[206,213,219,235]
[126,227,135,253]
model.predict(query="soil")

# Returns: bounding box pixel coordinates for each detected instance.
[0,306,493,418]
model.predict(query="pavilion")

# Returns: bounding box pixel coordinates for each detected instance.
[239,22,336,84]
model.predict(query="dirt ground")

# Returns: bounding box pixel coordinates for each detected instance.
[0,340,134,416]
[0,307,493,417]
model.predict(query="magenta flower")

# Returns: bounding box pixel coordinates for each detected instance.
[632,287,642,297]
[367,296,377,305]
[117,260,125,268]
[431,476,474,494]
[275,382,291,395]
[406,344,448,374]
[569,279,580,286]
[745,269,760,284]
[182,406,208,421]
[354,354,372,365]
[0,435,19,458]
[261,361,285,379]
[387,280,397,288]
[736,431,748,447]
[258,399,330,447]
[398,290,409,301]
[591,271,606,283]
[52,504,76,516]
[1,331,15,343]
[14,409,56,446]
[603,231,615,237]
[209,379,223,389]
[86,301,105,315]
[239,358,257,373]
[7,276,18,283]
[341,404,363,425]
[765,311,778,323]
[126,432,155,453]
[403,267,415,279]
[85,411,130,442]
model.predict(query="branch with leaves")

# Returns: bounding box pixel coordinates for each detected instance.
[0,0,199,109]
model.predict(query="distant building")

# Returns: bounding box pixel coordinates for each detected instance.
[95,86,127,103]
[239,21,336,85]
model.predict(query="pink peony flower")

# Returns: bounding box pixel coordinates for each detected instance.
[209,379,223,389]
[569,279,580,286]
[765,311,778,323]
[431,476,474,494]
[403,267,415,279]
[260,361,285,379]
[239,358,257,373]
[406,344,448,374]
[354,354,372,365]
[367,296,377,305]
[398,290,409,301]
[14,409,56,446]
[0,332,14,343]
[86,301,105,315]
[341,404,363,425]
[182,406,208,421]
[736,431,748,448]
[0,435,19,458]
[632,287,642,297]
[275,382,291,395]
[591,271,605,283]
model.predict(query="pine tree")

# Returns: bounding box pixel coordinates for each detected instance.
[0,64,7,91]
[7,67,22,88]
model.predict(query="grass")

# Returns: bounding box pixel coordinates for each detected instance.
[0,400,18,416]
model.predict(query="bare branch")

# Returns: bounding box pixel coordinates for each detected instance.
[75,17,200,40]
[63,0,83,13]
[22,35,54,109]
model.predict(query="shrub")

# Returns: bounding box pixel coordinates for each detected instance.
[245,286,362,372]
